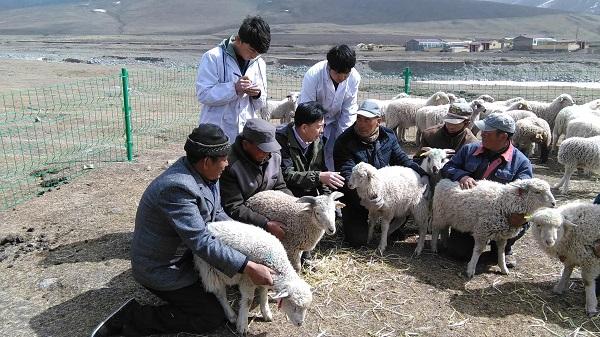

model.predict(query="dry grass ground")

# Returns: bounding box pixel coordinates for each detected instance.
[1,59,600,337]
[1,138,600,337]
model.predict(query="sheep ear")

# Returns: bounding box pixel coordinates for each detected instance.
[330,191,344,201]
[335,201,346,209]
[563,219,577,229]
[297,196,317,206]
[271,290,289,300]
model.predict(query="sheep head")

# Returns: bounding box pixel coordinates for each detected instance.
[429,91,450,105]
[419,148,449,177]
[511,178,556,213]
[296,192,344,235]
[530,208,575,249]
[556,94,575,108]
[477,94,495,103]
[272,278,313,327]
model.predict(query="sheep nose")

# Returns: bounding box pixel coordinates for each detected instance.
[551,201,556,207]
[296,322,303,326]
[545,239,554,246]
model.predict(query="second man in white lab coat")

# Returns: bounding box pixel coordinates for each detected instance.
[298,45,361,170]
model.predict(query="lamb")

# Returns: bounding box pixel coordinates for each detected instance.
[384,91,450,142]
[554,136,600,194]
[551,101,600,152]
[245,190,344,271]
[526,93,575,130]
[430,178,556,278]
[565,117,600,139]
[415,99,486,142]
[530,202,600,316]
[194,220,312,334]
[513,116,552,163]
[259,91,300,124]
[348,149,449,254]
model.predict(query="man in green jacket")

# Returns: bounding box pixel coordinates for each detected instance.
[275,101,345,197]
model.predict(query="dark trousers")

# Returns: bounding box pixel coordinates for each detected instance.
[340,190,370,247]
[444,223,530,261]
[129,281,226,336]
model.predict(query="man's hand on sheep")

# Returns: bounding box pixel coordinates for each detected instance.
[243,260,276,286]
[319,171,345,189]
[459,176,478,189]
[266,220,286,240]
[508,213,528,228]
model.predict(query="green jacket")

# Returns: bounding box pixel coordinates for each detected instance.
[276,123,328,197]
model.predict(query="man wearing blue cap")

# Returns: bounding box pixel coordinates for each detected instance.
[219,118,293,240]
[334,99,429,247]
[441,112,533,268]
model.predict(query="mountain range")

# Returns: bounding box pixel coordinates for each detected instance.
[478,0,600,15]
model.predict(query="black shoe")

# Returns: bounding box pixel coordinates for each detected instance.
[91,298,139,337]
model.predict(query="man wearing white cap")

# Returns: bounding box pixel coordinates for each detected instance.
[441,112,533,268]
[334,99,429,247]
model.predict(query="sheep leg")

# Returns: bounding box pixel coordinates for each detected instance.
[553,264,574,294]
[236,282,256,335]
[495,239,509,275]
[414,223,427,256]
[367,212,380,244]
[377,215,393,255]
[582,269,599,316]
[430,225,441,254]
[439,227,449,249]
[466,239,486,278]
[554,166,575,194]
[288,250,302,272]
[258,286,273,322]
[213,285,236,324]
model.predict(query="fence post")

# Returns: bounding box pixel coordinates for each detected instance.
[403,67,412,95]
[121,68,134,161]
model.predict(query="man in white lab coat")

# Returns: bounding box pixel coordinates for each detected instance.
[196,16,270,143]
[298,45,361,170]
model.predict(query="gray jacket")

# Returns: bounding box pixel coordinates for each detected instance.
[131,157,247,291]
[220,136,292,228]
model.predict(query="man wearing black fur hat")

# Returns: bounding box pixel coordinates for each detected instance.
[91,124,275,337]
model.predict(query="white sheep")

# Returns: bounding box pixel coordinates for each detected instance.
[513,116,551,163]
[473,100,529,135]
[430,178,556,278]
[384,91,450,142]
[476,94,495,103]
[552,102,600,152]
[245,190,344,271]
[530,202,600,316]
[526,94,575,130]
[348,149,448,254]
[194,220,312,335]
[415,99,486,140]
[260,91,300,124]
[504,109,537,122]
[565,117,600,139]
[554,136,600,194]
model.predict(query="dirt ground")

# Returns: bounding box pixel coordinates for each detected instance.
[1,58,600,337]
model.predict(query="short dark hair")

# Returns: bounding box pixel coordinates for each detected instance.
[294,101,326,127]
[326,44,356,74]
[238,16,271,54]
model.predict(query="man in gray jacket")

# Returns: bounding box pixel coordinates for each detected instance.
[220,118,293,240]
[91,124,274,337]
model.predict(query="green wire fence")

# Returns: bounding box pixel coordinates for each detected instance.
[1,66,598,210]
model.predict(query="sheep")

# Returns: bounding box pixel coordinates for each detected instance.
[194,220,312,334]
[245,190,344,271]
[476,94,495,103]
[526,93,575,130]
[513,116,552,163]
[473,100,530,135]
[565,117,600,139]
[552,102,600,152]
[415,99,486,141]
[447,93,467,104]
[504,109,537,122]
[259,91,300,124]
[530,202,600,316]
[430,178,556,278]
[384,91,450,142]
[554,136,600,194]
[348,149,448,254]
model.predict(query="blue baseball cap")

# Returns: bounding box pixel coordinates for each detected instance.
[474,112,516,134]
[356,99,383,118]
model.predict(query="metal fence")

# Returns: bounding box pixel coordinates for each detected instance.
[1,66,598,210]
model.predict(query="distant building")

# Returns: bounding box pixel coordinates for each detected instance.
[405,39,444,52]
[442,40,470,53]
[512,35,586,52]
[469,40,502,52]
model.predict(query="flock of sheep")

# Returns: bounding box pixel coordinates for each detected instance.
[193,90,600,334]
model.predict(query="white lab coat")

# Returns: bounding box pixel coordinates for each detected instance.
[196,38,267,143]
[299,60,361,170]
